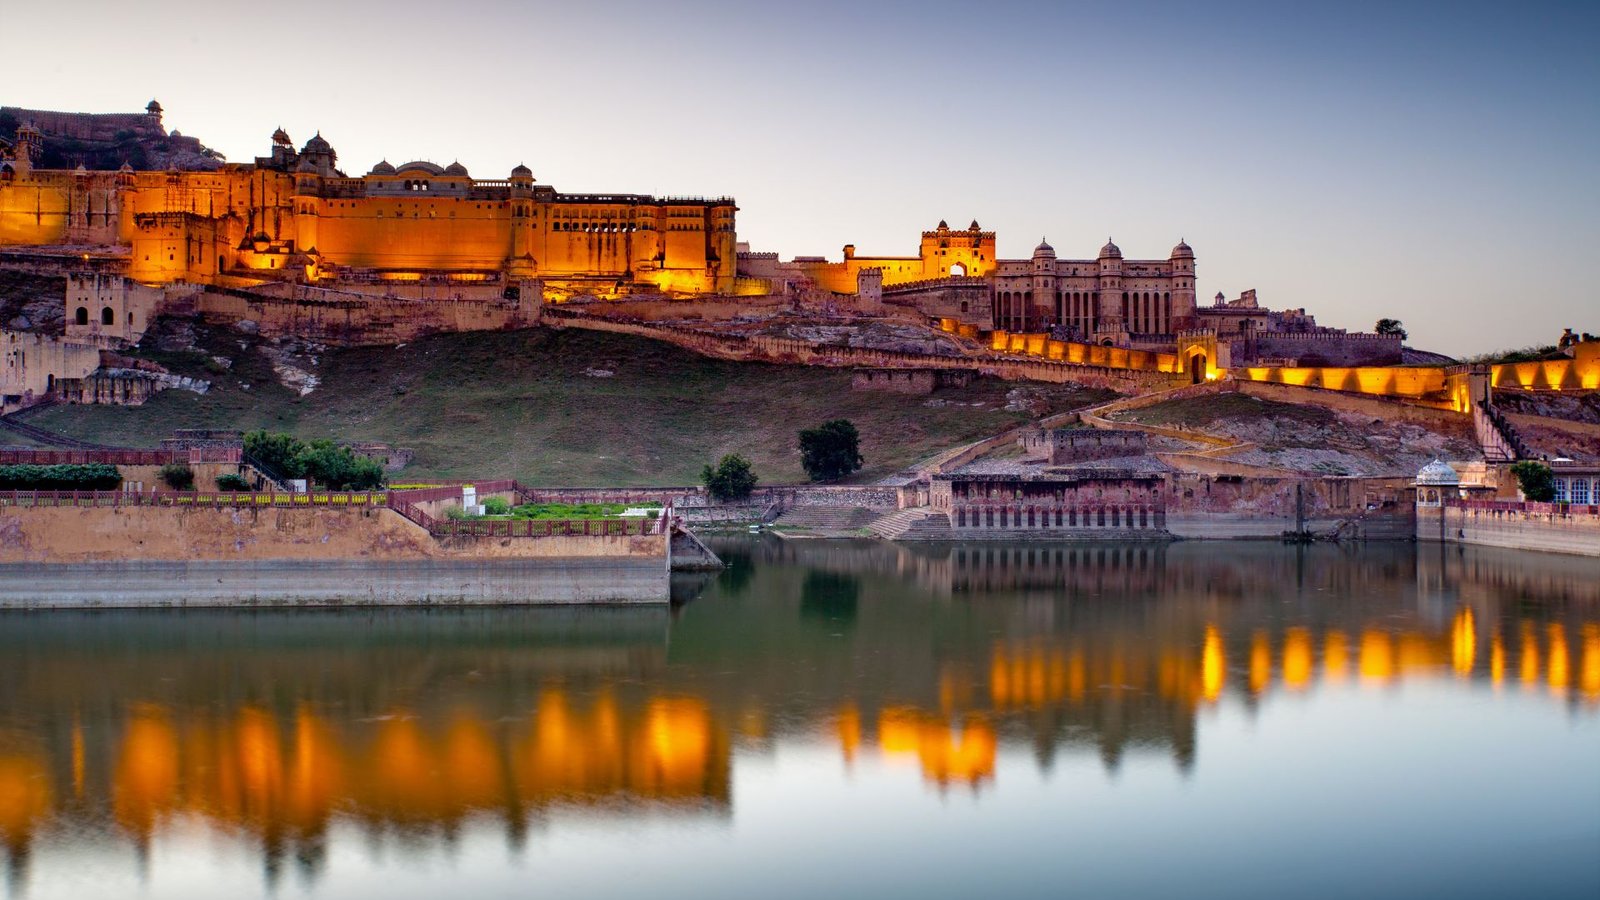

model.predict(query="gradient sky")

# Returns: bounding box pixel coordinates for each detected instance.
[9,0,1597,353]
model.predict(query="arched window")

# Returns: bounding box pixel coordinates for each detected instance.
[75,307,88,326]
[101,307,114,326]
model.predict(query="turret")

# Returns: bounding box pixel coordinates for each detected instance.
[1031,238,1057,327]
[1097,238,1123,325]
[1169,239,1197,328]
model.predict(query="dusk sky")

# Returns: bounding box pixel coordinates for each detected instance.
[10,0,1596,353]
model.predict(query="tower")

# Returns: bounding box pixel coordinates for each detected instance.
[1031,238,1057,329]
[1169,239,1196,330]
[1096,238,1124,335]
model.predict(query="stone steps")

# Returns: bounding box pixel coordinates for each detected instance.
[772,505,881,531]
[868,508,954,540]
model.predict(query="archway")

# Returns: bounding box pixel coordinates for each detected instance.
[950,263,966,277]
[1190,352,1208,384]
[75,307,88,326]
[101,307,115,326]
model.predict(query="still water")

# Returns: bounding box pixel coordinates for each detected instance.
[1,540,1598,899]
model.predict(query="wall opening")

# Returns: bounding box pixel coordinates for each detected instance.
[75,307,88,326]
[949,263,965,276]
[1190,352,1208,384]
[101,307,115,326]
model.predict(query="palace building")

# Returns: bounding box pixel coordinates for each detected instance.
[0,109,738,295]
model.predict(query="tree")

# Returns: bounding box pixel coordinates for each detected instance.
[1510,460,1556,502]
[799,419,863,482]
[702,454,758,502]
[1375,318,1408,341]
[242,430,385,490]
[243,430,307,480]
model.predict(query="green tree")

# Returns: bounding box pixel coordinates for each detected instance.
[799,419,863,482]
[215,473,252,492]
[1375,318,1408,341]
[1510,460,1556,502]
[243,430,307,479]
[702,454,758,502]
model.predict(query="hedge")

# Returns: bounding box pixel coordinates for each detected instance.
[0,464,122,491]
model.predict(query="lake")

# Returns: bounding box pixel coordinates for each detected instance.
[1,539,1597,899]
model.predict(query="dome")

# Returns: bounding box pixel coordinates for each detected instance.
[1416,459,1460,486]
[368,159,396,175]
[118,162,133,172]
[1033,237,1055,257]
[302,132,332,154]
[395,160,445,176]
[937,219,949,230]
[968,220,981,231]
[1170,238,1194,259]
[271,127,291,146]
[444,161,469,176]
[510,163,533,178]
[74,163,88,174]
[1099,238,1122,259]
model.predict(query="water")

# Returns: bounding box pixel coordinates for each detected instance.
[1,539,1597,900]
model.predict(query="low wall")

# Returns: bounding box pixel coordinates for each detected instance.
[0,558,666,607]
[1420,503,1600,557]
[0,505,667,565]
[1233,365,1450,402]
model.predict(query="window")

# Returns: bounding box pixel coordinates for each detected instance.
[101,307,114,326]
[1570,478,1590,505]
[75,307,88,326]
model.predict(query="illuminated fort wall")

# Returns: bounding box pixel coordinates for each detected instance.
[1,149,737,296]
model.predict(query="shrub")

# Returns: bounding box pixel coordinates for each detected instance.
[243,430,386,490]
[445,505,470,520]
[799,419,863,482]
[482,496,511,516]
[157,463,194,491]
[1510,461,1556,503]
[215,473,252,492]
[0,464,121,491]
[702,454,758,502]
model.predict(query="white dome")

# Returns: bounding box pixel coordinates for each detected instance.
[1416,459,1460,485]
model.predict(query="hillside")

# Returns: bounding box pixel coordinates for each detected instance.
[23,324,1113,485]
[1110,392,1481,475]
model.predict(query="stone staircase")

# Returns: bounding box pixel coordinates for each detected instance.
[867,508,954,540]
[770,505,882,532]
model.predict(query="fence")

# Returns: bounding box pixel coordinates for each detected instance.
[0,490,386,508]
[1451,499,1600,517]
[385,481,670,538]
[0,448,243,466]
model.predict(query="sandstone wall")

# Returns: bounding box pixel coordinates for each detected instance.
[0,506,666,565]
[1420,504,1600,557]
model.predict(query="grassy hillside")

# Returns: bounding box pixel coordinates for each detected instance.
[27,325,1113,485]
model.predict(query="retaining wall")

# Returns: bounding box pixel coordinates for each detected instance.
[1419,503,1600,557]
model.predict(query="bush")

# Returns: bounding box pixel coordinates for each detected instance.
[1510,461,1556,502]
[445,505,470,520]
[799,419,863,482]
[215,473,252,492]
[482,496,511,516]
[243,430,386,490]
[157,463,194,491]
[0,464,121,491]
[702,454,758,502]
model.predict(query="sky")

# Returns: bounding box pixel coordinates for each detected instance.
[7,0,1598,354]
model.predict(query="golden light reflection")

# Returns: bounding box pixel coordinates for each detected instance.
[1491,631,1506,688]
[1324,631,1349,683]
[1201,625,1225,702]
[0,748,51,849]
[1282,628,1313,691]
[1359,630,1394,684]
[877,708,996,788]
[1581,625,1600,701]
[1249,631,1272,695]
[836,705,862,764]
[1521,621,1541,689]
[1547,625,1570,696]
[1451,608,1476,678]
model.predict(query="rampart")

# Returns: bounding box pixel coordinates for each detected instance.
[1244,332,1403,367]
[1233,364,1450,402]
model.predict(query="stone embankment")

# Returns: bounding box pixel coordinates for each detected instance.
[1419,502,1600,558]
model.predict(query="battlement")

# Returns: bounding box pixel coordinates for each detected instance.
[881,275,989,293]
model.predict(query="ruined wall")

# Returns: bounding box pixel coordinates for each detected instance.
[0,330,102,411]
[194,289,537,346]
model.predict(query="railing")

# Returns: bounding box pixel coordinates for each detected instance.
[0,447,242,465]
[426,517,656,538]
[0,490,387,508]
[1450,499,1600,516]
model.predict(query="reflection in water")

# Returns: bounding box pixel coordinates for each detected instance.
[0,542,1597,895]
